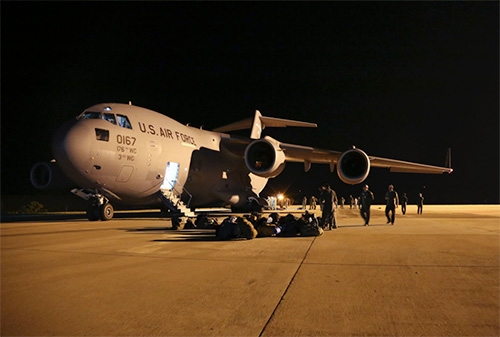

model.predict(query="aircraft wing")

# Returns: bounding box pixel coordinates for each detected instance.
[368,156,453,174]
[218,110,452,178]
[280,142,452,174]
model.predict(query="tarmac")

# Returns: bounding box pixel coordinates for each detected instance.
[1,205,499,336]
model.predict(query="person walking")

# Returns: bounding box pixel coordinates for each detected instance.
[417,193,424,214]
[360,184,375,226]
[401,193,408,215]
[319,183,338,230]
[385,184,399,225]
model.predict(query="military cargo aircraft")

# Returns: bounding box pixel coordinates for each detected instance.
[30,103,452,221]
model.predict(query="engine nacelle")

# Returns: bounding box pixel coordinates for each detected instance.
[337,148,371,184]
[30,161,75,190]
[244,137,286,178]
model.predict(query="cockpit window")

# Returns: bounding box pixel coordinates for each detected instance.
[117,114,132,129]
[95,128,109,142]
[103,113,117,125]
[81,111,101,119]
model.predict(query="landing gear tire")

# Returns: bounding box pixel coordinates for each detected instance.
[87,204,100,221]
[100,202,114,221]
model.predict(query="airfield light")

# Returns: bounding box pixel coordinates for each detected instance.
[277,194,284,201]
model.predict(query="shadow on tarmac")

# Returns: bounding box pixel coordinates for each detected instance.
[152,229,218,242]
[0,211,169,223]
[121,227,218,242]
[339,223,394,228]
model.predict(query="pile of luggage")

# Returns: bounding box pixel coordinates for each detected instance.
[171,214,219,230]
[215,211,323,240]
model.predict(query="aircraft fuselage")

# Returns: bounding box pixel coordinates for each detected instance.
[52,103,266,208]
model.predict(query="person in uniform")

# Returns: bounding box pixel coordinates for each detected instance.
[309,196,317,210]
[319,183,338,230]
[401,193,408,215]
[417,193,424,214]
[385,184,399,225]
[360,184,375,226]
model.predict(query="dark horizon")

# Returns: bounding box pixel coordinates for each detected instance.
[1,2,499,207]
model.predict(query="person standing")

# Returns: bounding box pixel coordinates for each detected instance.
[309,196,317,210]
[385,184,399,225]
[417,193,424,214]
[302,196,307,210]
[319,183,338,230]
[401,193,408,215]
[360,184,375,226]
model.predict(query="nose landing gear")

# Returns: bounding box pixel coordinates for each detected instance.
[71,189,115,221]
[100,202,114,221]
[87,200,114,221]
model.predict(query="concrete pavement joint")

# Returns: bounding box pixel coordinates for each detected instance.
[258,236,318,337]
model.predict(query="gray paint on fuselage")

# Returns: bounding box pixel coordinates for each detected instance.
[185,147,257,208]
[53,103,267,207]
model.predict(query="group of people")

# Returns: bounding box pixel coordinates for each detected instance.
[314,183,425,228]
[179,183,425,239]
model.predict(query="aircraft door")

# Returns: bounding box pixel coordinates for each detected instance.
[161,162,180,191]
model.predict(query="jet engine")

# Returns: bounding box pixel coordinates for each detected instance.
[244,137,286,178]
[336,148,371,184]
[30,161,74,190]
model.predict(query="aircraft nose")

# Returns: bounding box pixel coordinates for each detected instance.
[52,120,92,172]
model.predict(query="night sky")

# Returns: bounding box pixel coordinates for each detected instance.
[2,2,499,205]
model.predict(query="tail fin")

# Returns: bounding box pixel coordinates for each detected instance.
[214,110,317,139]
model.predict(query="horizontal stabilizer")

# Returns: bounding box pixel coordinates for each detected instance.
[214,110,317,139]
[259,116,317,129]
[213,118,254,133]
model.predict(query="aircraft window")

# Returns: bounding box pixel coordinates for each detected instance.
[103,113,117,125]
[117,114,132,129]
[95,128,109,142]
[81,111,101,119]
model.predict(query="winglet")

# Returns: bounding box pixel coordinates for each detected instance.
[445,148,453,173]
[214,110,317,139]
